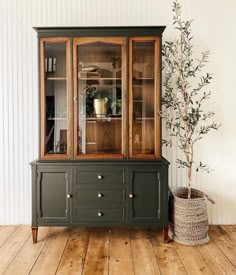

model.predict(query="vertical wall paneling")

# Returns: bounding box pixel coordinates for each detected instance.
[0,0,235,224]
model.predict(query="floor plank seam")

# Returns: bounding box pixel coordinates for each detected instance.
[28,228,53,275]
[147,229,162,275]
[108,229,111,275]
[196,245,216,275]
[0,226,19,249]
[172,242,197,275]
[81,228,90,275]
[208,232,236,269]
[3,233,31,275]
[128,228,136,275]
[55,228,72,275]
[3,229,31,274]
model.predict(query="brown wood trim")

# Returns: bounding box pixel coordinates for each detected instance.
[129,37,158,42]
[129,39,133,158]
[73,37,126,46]
[163,227,169,243]
[40,37,71,160]
[130,154,157,159]
[75,154,123,159]
[32,227,38,244]
[40,39,47,158]
[67,39,72,159]
[122,39,127,157]
[74,37,126,159]
[41,154,71,160]
[73,39,78,158]
[129,37,161,159]
[155,37,161,158]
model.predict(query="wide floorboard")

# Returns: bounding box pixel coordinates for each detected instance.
[0,225,236,275]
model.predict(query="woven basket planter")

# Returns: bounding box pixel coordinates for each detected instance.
[168,187,215,246]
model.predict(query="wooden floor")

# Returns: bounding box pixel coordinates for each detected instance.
[0,226,236,275]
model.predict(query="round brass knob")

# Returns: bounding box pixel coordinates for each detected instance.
[97,193,103,198]
[97,212,103,217]
[67,194,72,198]
[129,194,133,198]
[98,175,103,180]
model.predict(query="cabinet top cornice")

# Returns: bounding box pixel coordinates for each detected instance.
[33,26,166,37]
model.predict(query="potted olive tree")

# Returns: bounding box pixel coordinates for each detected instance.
[162,0,220,246]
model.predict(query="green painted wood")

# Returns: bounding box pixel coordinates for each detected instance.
[31,162,168,227]
[33,26,166,38]
[72,206,125,222]
[74,188,125,204]
[128,167,162,223]
[36,167,72,224]
[76,167,125,186]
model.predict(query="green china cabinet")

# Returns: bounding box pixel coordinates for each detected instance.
[31,26,169,243]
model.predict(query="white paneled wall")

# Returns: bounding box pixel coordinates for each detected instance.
[0,0,235,224]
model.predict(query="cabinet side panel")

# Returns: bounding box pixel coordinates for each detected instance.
[31,165,37,227]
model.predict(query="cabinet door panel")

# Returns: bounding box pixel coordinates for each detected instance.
[129,37,160,158]
[37,168,71,224]
[40,38,72,159]
[128,169,161,223]
[73,37,127,158]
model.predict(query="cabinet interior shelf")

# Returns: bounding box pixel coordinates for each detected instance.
[46,77,67,81]
[82,117,122,122]
[79,77,122,81]
[135,117,154,120]
[133,78,154,81]
[47,117,67,120]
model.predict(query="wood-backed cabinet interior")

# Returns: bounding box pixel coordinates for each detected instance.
[40,36,161,160]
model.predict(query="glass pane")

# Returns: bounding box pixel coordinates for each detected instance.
[77,42,122,155]
[44,42,68,154]
[132,41,155,155]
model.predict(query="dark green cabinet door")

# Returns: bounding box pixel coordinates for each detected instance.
[128,168,162,223]
[37,167,72,224]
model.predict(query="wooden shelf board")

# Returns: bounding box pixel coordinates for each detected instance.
[46,77,67,80]
[47,118,67,120]
[79,77,122,81]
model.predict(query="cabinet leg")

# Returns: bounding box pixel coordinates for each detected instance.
[32,227,38,243]
[163,226,169,243]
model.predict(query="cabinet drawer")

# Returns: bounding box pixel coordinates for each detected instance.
[74,188,125,204]
[73,206,125,221]
[76,169,124,185]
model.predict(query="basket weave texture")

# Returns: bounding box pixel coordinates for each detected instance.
[168,187,210,246]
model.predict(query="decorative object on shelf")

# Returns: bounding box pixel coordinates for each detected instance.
[93,97,108,118]
[162,0,220,246]
[79,61,99,72]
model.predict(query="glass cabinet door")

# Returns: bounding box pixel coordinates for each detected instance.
[129,38,160,158]
[73,37,126,158]
[40,38,71,159]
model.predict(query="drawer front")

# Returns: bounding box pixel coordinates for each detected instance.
[76,168,124,186]
[73,206,125,221]
[74,188,125,204]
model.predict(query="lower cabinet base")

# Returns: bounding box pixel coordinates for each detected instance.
[31,225,169,244]
[31,159,169,245]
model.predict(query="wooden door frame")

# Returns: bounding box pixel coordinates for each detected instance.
[129,37,161,159]
[40,37,72,159]
[73,37,127,159]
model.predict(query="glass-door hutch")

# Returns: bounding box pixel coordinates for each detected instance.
[31,27,169,243]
